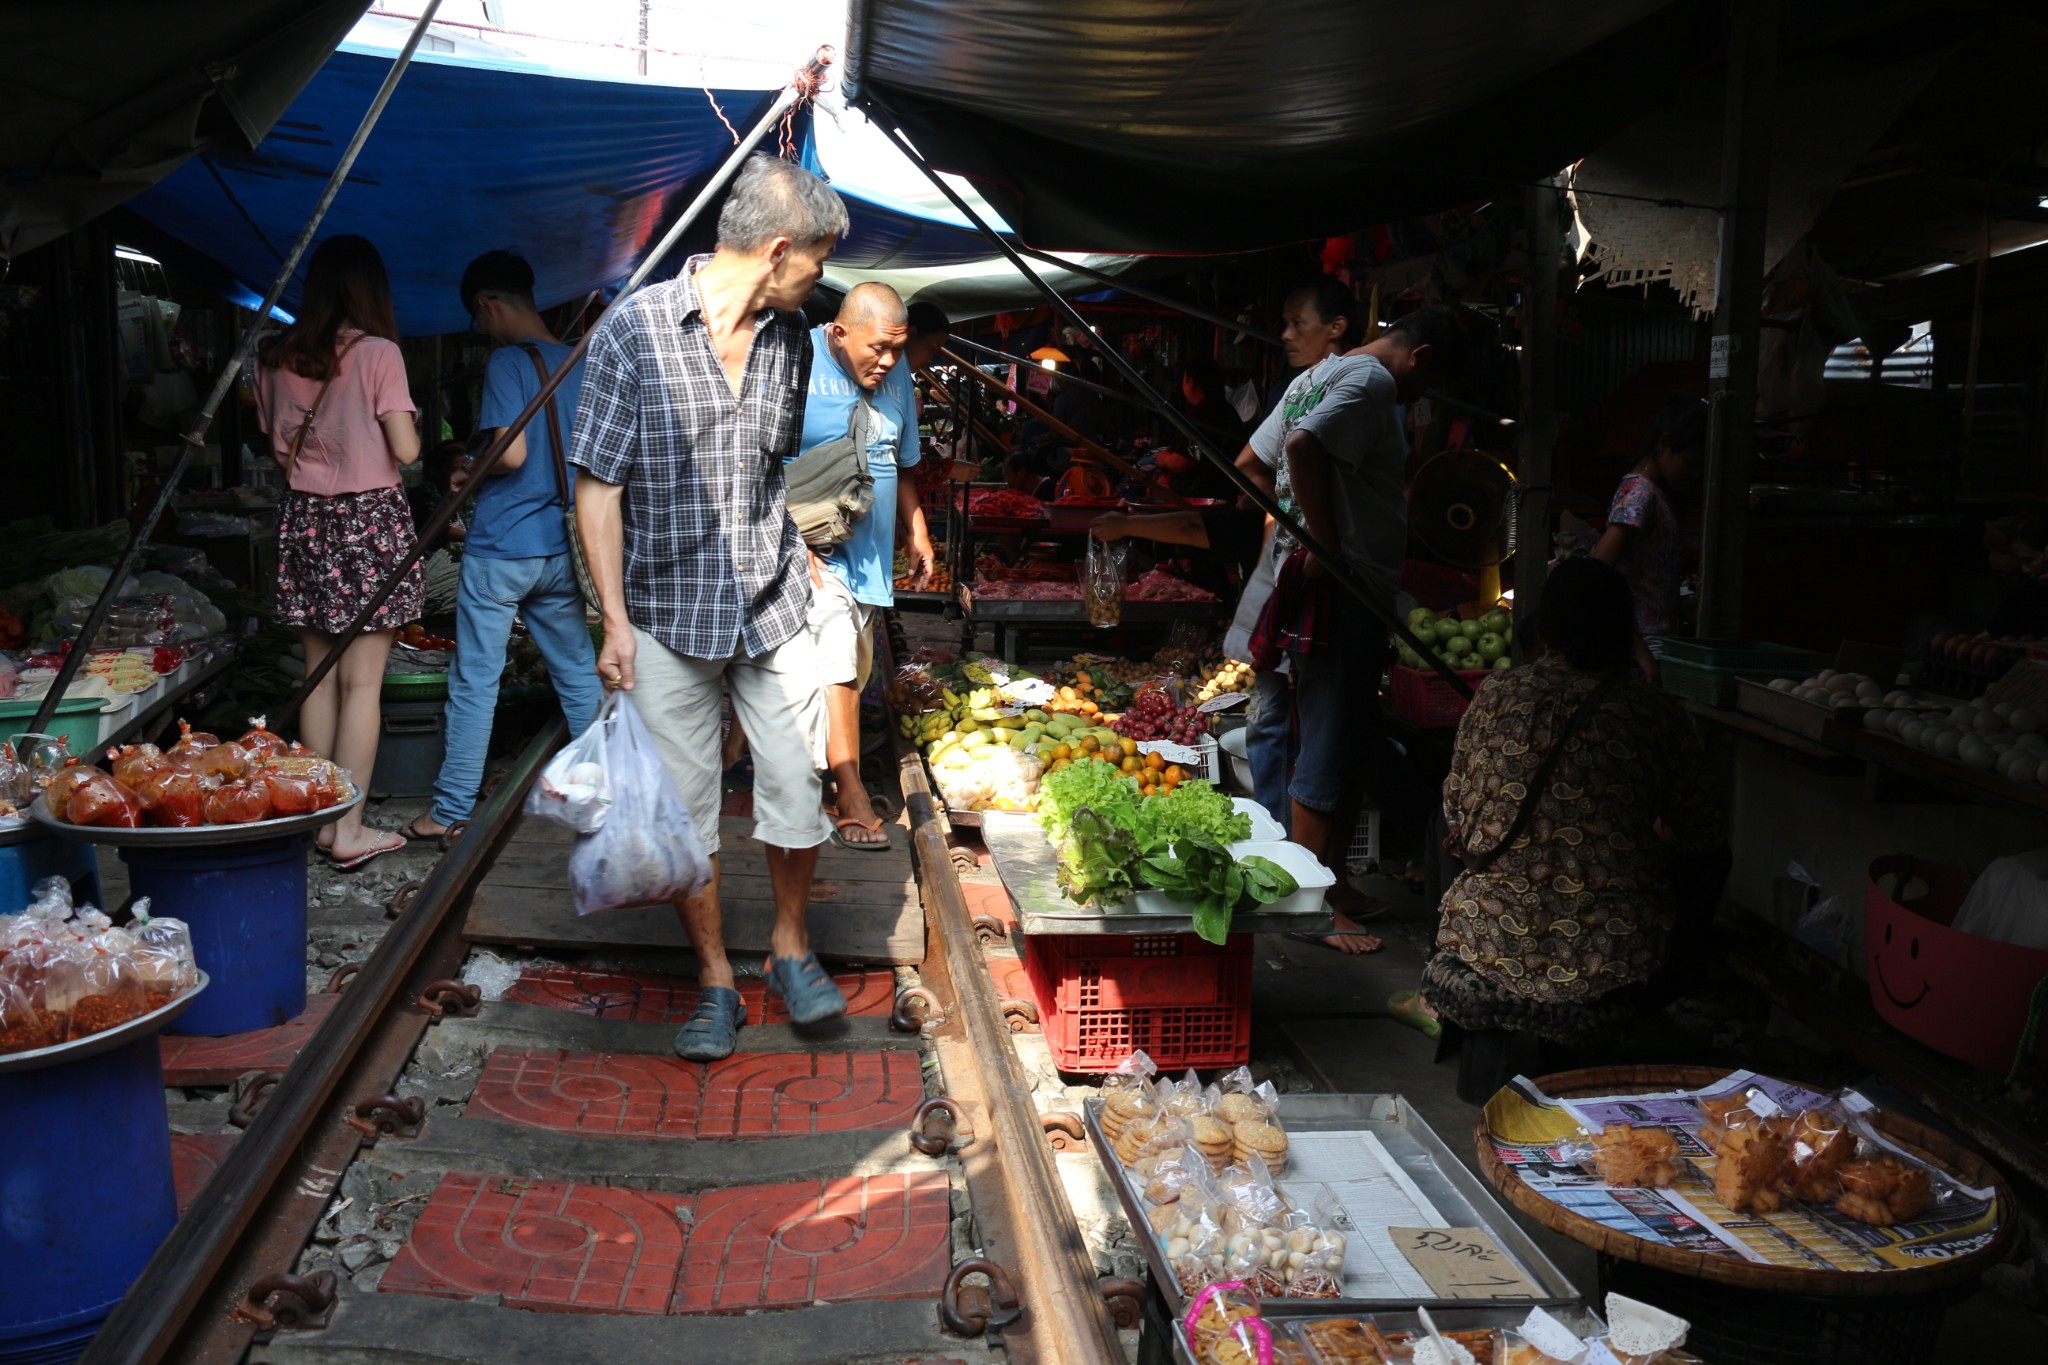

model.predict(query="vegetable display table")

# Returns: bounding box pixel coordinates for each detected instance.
[33,792,360,1035]
[0,977,205,1364]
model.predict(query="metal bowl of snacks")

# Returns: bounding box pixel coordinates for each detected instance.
[30,786,362,848]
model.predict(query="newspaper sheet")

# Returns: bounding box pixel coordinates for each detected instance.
[1483,1071,2000,1273]
[1281,1130,1452,1301]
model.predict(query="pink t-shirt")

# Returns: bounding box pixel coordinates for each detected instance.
[255,330,416,496]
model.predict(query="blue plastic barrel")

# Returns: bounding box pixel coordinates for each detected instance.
[0,1032,178,1364]
[121,835,311,1036]
[0,826,103,917]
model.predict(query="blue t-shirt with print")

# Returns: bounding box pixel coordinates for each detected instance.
[467,340,584,559]
[793,324,920,606]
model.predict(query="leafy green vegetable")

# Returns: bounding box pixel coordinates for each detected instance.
[1055,807,1141,905]
[1131,778,1251,850]
[1036,759,1139,845]
[1137,833,1299,944]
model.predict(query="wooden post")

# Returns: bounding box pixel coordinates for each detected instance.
[1695,0,1782,639]
[1517,177,1560,630]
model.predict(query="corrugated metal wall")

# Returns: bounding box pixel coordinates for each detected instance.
[1557,294,1707,411]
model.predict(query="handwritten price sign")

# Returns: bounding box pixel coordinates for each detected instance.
[1389,1227,1544,1300]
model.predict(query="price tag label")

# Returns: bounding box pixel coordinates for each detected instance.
[1001,678,1055,705]
[1138,740,1204,766]
[1389,1227,1544,1300]
[1197,692,1249,713]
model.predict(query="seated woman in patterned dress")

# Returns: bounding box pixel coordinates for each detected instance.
[1421,558,1725,1102]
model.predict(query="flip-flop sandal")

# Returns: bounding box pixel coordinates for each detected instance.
[328,832,407,872]
[831,815,891,853]
[673,986,747,1061]
[1284,928,1385,955]
[765,951,848,1026]
[397,817,443,842]
[1388,990,1442,1039]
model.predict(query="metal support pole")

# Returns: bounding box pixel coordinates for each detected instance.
[27,0,447,739]
[1516,178,1560,631]
[1695,0,1781,639]
[865,103,1468,695]
[276,52,830,726]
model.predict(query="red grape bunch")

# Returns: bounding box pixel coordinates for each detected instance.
[1110,689,1210,744]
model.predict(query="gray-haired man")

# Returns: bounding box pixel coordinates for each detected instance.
[570,154,850,1060]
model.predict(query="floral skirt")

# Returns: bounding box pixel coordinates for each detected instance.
[276,487,425,634]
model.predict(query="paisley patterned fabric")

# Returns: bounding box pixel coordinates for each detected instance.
[1433,655,1722,1016]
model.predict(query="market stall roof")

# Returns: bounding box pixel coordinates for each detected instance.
[0,0,372,260]
[843,0,1709,253]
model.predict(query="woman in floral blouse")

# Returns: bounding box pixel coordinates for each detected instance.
[1422,558,1723,1098]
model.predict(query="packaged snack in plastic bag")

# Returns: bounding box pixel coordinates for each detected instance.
[1100,1051,1160,1141]
[41,764,97,820]
[1183,1281,1273,1364]
[1164,1069,1212,1119]
[1832,1150,1932,1226]
[1086,535,1128,629]
[129,902,198,1004]
[1710,1098,1791,1215]
[20,734,75,790]
[238,717,289,761]
[203,779,273,825]
[1116,1111,1194,1168]
[135,767,209,827]
[1216,1153,1291,1232]
[1139,1142,1206,1208]
[1503,1306,1591,1365]
[0,740,29,814]
[1168,1208,1227,1298]
[1784,1103,1856,1202]
[1213,1066,1275,1127]
[566,692,712,916]
[63,771,142,828]
[47,935,150,1039]
[527,713,613,833]
[0,978,55,1053]
[1588,1124,1680,1189]
[167,721,220,762]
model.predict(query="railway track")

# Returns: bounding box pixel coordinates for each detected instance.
[82,709,1133,1365]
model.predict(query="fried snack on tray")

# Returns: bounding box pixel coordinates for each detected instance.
[1697,1095,1747,1147]
[1834,1156,1932,1225]
[1590,1124,1680,1188]
[1712,1114,1791,1214]
[1786,1109,1856,1202]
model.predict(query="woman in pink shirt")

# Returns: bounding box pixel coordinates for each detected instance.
[254,235,424,868]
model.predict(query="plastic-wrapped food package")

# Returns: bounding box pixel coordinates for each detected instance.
[41,764,98,820]
[238,717,289,761]
[1785,1104,1856,1202]
[107,743,168,787]
[1086,534,1128,628]
[0,741,29,815]
[135,768,209,826]
[47,935,150,1040]
[65,771,142,828]
[203,780,274,825]
[0,978,56,1053]
[129,904,199,1004]
[167,721,220,761]
[1279,1192,1349,1300]
[190,741,254,782]
[1182,1281,1273,1364]
[566,693,712,916]
[1100,1055,1161,1146]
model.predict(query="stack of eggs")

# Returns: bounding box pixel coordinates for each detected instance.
[1862,692,2047,784]
[1771,669,1887,712]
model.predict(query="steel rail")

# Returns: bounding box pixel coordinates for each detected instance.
[28,0,447,739]
[81,718,568,1364]
[276,49,833,727]
[887,671,1127,1362]
[865,104,1473,699]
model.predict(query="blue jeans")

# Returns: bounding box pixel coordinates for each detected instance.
[431,553,602,826]
[1288,624,1420,857]
[1245,669,1297,834]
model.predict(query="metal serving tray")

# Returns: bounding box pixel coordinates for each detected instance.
[31,787,363,848]
[983,810,1333,937]
[1087,1092,1580,1322]
[1168,1303,1608,1365]
[0,972,208,1073]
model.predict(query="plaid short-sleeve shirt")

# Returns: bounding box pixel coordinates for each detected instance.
[568,256,813,660]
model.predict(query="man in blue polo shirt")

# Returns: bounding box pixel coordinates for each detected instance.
[795,282,932,849]
[403,249,602,842]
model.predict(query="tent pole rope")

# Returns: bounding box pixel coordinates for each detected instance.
[27,0,449,741]
[274,50,833,729]
[865,103,1470,698]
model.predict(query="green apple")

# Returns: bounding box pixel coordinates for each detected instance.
[1493,656,1512,670]
[1443,635,1472,658]
[1481,610,1510,634]
[1476,632,1504,658]
[1433,619,1464,645]
[1408,606,1436,628]
[1459,618,1483,640]
[1398,643,1421,667]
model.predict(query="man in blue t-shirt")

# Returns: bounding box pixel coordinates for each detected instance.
[402,250,603,842]
[793,282,932,849]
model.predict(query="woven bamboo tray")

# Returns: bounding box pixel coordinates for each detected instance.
[1474,1064,2015,1298]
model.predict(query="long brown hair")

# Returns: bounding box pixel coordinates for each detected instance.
[259,234,400,380]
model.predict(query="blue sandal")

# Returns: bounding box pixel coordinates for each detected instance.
[674,986,747,1061]
[765,952,848,1026]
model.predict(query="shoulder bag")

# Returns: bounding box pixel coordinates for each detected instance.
[517,342,600,610]
[279,333,362,487]
[783,391,877,550]
[1453,674,1620,873]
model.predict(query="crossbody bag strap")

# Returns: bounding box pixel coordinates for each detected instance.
[516,342,571,506]
[282,332,364,485]
[1459,675,1620,874]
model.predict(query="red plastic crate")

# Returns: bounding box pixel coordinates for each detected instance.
[1021,931,1252,1073]
[1389,662,1495,728]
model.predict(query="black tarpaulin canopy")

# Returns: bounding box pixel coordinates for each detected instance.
[0,0,371,260]
[845,0,1710,253]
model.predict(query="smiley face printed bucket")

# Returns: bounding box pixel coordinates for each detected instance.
[1864,854,2048,1072]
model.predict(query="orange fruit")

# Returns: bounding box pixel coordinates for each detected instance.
[1120,756,1140,774]
[1050,743,1071,761]
[1164,765,1185,785]
[1119,738,1137,758]
[1144,751,1165,771]
[1081,737,1099,754]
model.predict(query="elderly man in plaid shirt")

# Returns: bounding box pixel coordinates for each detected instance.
[570,155,851,1060]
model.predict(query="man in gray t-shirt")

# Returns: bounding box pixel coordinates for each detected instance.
[1253,306,1467,945]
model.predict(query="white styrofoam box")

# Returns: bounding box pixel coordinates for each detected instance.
[1232,796,1285,841]
[1217,726,1253,792]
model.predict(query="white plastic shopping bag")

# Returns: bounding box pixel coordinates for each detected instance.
[526,709,613,833]
[561,692,712,915]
